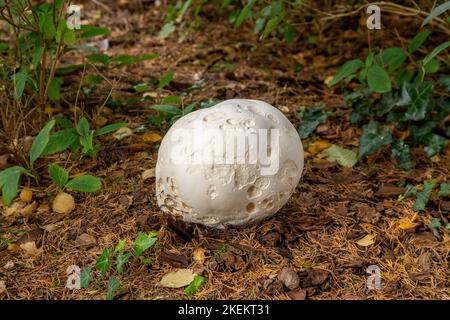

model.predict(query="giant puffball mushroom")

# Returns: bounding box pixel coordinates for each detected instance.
[155,99,304,228]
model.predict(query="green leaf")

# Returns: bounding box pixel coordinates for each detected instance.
[0,166,27,206]
[429,218,442,229]
[162,95,181,105]
[63,29,77,47]
[423,41,450,66]
[324,145,357,168]
[235,0,256,28]
[358,121,393,158]
[39,11,56,39]
[66,175,101,193]
[132,232,157,257]
[106,276,121,300]
[30,120,56,165]
[48,77,62,101]
[401,82,433,121]
[379,47,406,72]
[43,129,79,155]
[408,31,431,53]
[114,239,126,255]
[284,23,295,43]
[31,44,44,68]
[329,59,364,87]
[79,132,94,155]
[14,69,29,99]
[367,65,391,93]
[158,71,175,89]
[439,183,450,197]
[148,104,181,115]
[0,43,9,52]
[80,267,93,289]
[296,107,328,139]
[48,164,69,188]
[134,83,148,92]
[413,181,437,211]
[76,117,90,137]
[116,252,131,274]
[184,275,206,296]
[84,75,103,86]
[80,25,111,38]
[96,247,110,276]
[422,2,450,26]
[424,59,440,74]
[423,134,448,157]
[159,22,176,39]
[391,140,412,170]
[87,53,110,64]
[260,12,285,40]
[94,123,127,137]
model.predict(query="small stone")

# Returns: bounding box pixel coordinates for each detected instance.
[287,289,307,300]
[277,267,300,290]
[74,233,97,247]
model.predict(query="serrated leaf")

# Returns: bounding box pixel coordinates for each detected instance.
[0,166,27,206]
[49,164,69,188]
[358,121,393,158]
[184,275,206,296]
[329,59,364,87]
[413,181,437,211]
[159,269,196,288]
[132,232,157,257]
[367,65,391,93]
[106,276,121,300]
[66,175,101,193]
[96,247,110,276]
[324,145,357,168]
[30,120,55,165]
[80,267,93,289]
[391,140,412,170]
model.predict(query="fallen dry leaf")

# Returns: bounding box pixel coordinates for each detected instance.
[52,192,75,214]
[356,234,376,247]
[75,233,97,247]
[307,140,331,154]
[19,241,43,257]
[113,127,133,140]
[142,168,155,180]
[193,248,207,265]
[159,269,196,288]
[0,280,6,294]
[142,133,162,143]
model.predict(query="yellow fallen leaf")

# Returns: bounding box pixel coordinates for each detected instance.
[356,234,376,247]
[142,168,155,180]
[398,220,417,230]
[159,269,196,288]
[308,140,331,154]
[193,248,206,265]
[142,133,162,143]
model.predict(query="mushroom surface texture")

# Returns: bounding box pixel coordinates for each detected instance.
[155,99,304,228]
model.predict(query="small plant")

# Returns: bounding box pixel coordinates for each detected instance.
[49,164,101,193]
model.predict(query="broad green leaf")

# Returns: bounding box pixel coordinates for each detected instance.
[379,47,406,72]
[76,117,90,136]
[408,31,431,53]
[439,183,450,197]
[184,275,206,296]
[14,69,29,98]
[296,107,328,139]
[424,59,440,74]
[106,276,121,300]
[132,232,157,257]
[63,29,76,47]
[391,140,412,170]
[49,164,69,188]
[413,181,437,211]
[358,121,393,158]
[66,175,101,193]
[367,65,391,93]
[159,22,176,39]
[116,252,131,274]
[324,145,357,168]
[48,77,62,101]
[162,95,181,105]
[158,71,175,89]
[328,59,364,87]
[80,267,93,289]
[94,123,127,137]
[31,44,44,68]
[84,75,103,86]
[235,0,256,28]
[134,83,148,92]
[422,2,450,26]
[30,120,56,165]
[43,129,79,155]
[114,239,126,255]
[39,11,56,39]
[87,53,110,64]
[79,132,94,154]
[80,25,111,38]
[423,41,450,66]
[96,247,110,276]
[0,166,27,206]
[148,104,181,115]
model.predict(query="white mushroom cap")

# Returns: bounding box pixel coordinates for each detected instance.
[155,99,304,228]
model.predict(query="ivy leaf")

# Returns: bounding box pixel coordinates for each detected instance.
[184,275,206,296]
[413,181,437,211]
[324,145,357,168]
[439,183,450,197]
[132,232,158,257]
[422,134,448,157]
[391,140,412,170]
[296,107,328,139]
[114,239,126,256]
[428,218,442,229]
[358,121,393,158]
[0,166,27,206]
[116,252,131,274]
[48,164,69,188]
[66,175,101,193]
[30,120,56,165]
[402,82,433,121]
[328,59,364,87]
[80,267,93,289]
[367,65,391,93]
[106,276,121,300]
[96,247,110,277]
